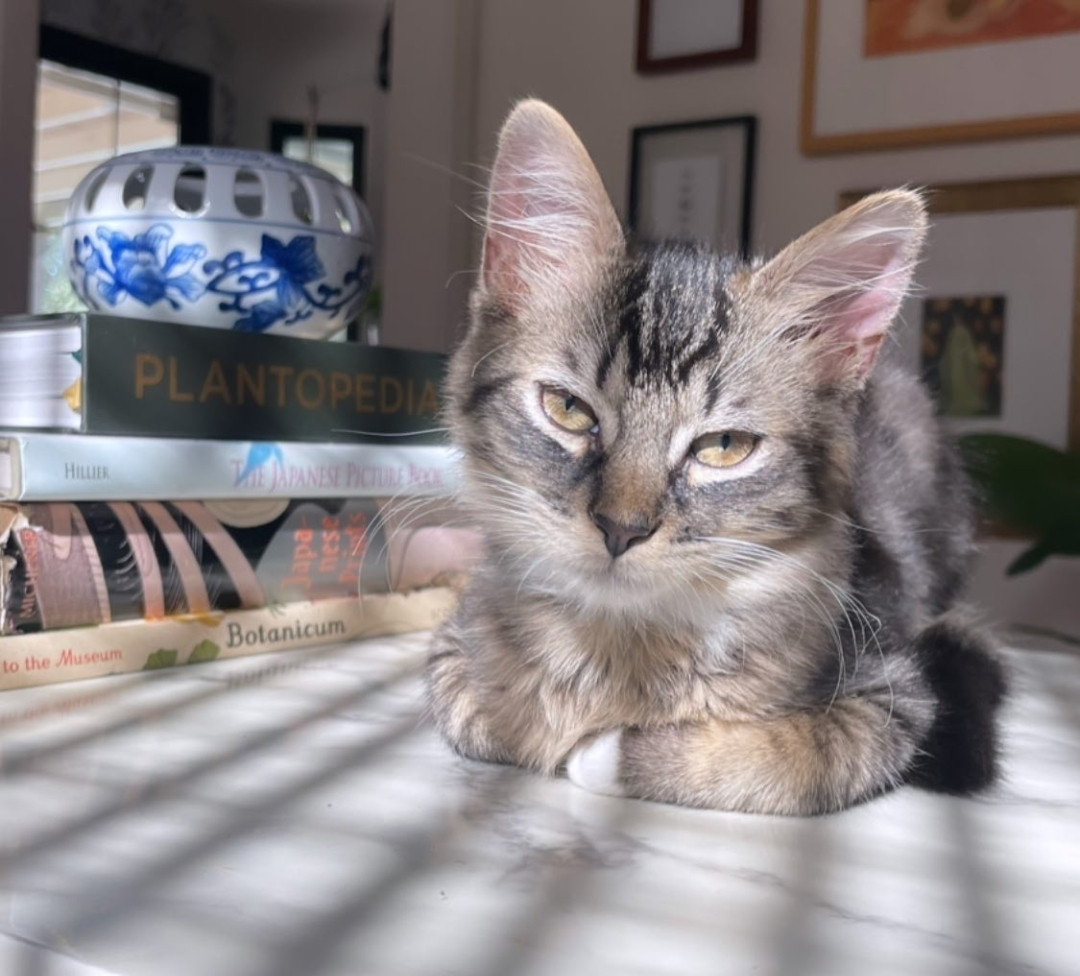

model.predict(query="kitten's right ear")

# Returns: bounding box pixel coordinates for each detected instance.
[752,190,928,386]
[480,99,622,312]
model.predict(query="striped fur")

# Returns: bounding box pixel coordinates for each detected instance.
[427,100,1005,815]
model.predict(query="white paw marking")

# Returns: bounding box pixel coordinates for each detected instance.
[566,729,626,796]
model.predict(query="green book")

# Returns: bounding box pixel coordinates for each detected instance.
[0,313,445,443]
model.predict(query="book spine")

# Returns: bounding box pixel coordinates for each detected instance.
[0,589,456,692]
[0,497,476,635]
[0,434,459,501]
[81,315,447,443]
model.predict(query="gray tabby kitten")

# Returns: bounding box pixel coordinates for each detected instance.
[427,100,1005,815]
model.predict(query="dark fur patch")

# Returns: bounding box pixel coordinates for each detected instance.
[703,372,722,412]
[788,434,833,506]
[618,263,649,383]
[463,375,513,416]
[905,622,1007,795]
[614,244,736,388]
[676,331,720,385]
[568,450,603,490]
[850,526,907,628]
[595,343,617,389]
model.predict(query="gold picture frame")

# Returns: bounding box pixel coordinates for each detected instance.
[841,175,1080,453]
[803,0,1080,155]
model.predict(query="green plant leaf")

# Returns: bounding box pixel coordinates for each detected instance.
[960,433,1080,545]
[1006,542,1052,576]
[187,639,220,664]
[144,649,179,670]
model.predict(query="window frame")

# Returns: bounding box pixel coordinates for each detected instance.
[269,120,366,196]
[38,24,213,145]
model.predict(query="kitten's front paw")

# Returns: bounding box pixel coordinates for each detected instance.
[566,729,626,797]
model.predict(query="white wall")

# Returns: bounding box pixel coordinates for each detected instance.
[969,540,1080,637]
[380,0,478,352]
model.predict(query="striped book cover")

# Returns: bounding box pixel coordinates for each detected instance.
[0,497,479,636]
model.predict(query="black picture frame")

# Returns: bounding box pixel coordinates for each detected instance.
[636,0,759,74]
[38,25,213,144]
[628,116,756,257]
[269,121,367,197]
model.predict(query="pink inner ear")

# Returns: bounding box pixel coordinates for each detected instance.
[481,178,527,303]
[478,103,622,313]
[836,289,895,375]
[816,250,912,381]
[480,179,592,311]
[482,218,528,307]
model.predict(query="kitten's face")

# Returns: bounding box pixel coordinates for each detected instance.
[451,246,850,611]
[448,101,924,614]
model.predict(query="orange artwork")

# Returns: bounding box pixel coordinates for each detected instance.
[865,0,1080,57]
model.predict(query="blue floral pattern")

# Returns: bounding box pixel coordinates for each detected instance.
[71,223,370,333]
[74,226,206,310]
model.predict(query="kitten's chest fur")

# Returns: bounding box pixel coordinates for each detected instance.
[535,609,721,721]
[459,579,820,769]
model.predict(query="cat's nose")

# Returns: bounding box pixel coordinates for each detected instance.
[591,512,659,559]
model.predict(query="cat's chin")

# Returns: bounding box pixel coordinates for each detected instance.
[501,554,656,612]
[546,555,709,619]
[489,532,722,619]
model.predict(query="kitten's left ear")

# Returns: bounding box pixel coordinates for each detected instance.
[480,100,623,312]
[752,190,927,385]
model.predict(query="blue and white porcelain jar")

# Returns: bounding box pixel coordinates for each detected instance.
[63,147,374,339]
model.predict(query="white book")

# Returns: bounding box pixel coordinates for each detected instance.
[0,361,82,398]
[0,432,461,501]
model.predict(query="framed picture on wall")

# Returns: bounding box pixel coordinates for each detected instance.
[629,116,756,257]
[636,0,758,72]
[840,176,1080,453]
[803,0,1080,154]
[269,121,366,195]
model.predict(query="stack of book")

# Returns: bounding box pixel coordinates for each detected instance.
[0,313,471,691]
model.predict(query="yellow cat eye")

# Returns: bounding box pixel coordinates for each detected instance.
[692,431,758,468]
[540,386,599,435]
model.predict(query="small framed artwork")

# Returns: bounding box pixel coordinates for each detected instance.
[803,0,1080,154]
[840,176,1080,453]
[269,121,366,195]
[920,296,1006,419]
[629,116,756,257]
[636,0,759,73]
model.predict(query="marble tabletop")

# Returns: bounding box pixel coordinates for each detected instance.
[0,630,1077,976]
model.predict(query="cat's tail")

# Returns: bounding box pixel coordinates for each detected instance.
[904,613,1008,795]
